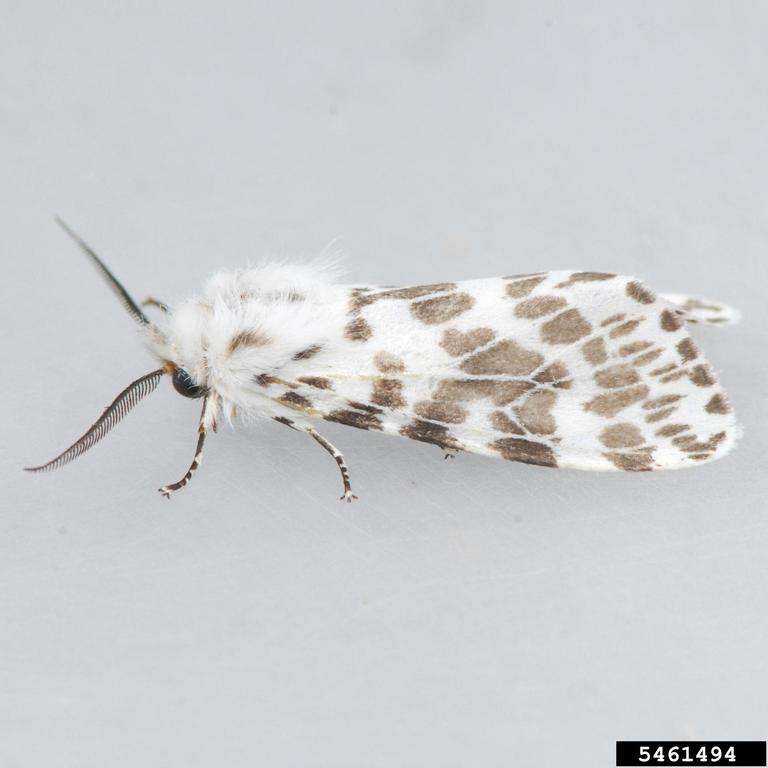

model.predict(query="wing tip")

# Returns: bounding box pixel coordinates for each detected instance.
[660,292,741,327]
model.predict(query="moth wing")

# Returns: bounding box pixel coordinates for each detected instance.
[268,273,738,472]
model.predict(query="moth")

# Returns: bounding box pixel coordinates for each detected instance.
[26,220,740,500]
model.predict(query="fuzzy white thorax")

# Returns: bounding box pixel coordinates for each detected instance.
[146,260,348,423]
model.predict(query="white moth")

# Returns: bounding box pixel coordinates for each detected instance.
[26,220,740,500]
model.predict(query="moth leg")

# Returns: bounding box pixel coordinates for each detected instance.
[158,401,207,498]
[272,417,357,501]
[142,296,169,313]
[443,447,459,460]
[306,427,357,503]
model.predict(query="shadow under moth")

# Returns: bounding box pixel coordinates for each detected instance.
[26,220,740,500]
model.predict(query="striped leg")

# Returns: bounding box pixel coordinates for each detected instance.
[307,428,357,502]
[158,401,207,498]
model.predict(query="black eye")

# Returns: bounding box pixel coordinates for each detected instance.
[172,368,206,399]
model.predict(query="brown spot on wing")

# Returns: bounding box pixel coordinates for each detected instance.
[541,309,592,345]
[556,272,616,288]
[660,370,688,383]
[373,283,457,302]
[489,411,525,434]
[514,296,567,319]
[672,431,726,453]
[594,364,640,389]
[347,401,383,414]
[292,344,323,360]
[584,385,650,417]
[676,338,698,363]
[411,293,475,325]
[297,376,333,390]
[490,437,557,467]
[400,419,461,449]
[414,400,467,423]
[503,272,546,280]
[349,283,458,313]
[626,281,656,304]
[620,341,653,357]
[656,424,690,437]
[371,378,406,409]
[689,365,716,387]
[600,423,644,448]
[254,374,297,388]
[660,309,683,332]
[609,319,644,338]
[374,351,406,373]
[603,449,654,471]
[595,363,640,389]
[434,378,535,406]
[645,407,677,423]
[643,394,683,410]
[705,393,730,414]
[533,361,569,384]
[515,390,557,435]
[345,316,373,342]
[600,313,626,327]
[505,276,545,298]
[461,340,544,376]
[632,349,663,367]
[440,327,496,356]
[348,288,371,314]
[278,391,313,411]
[325,409,383,431]
[582,337,608,365]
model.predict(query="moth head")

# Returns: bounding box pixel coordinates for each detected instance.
[170,365,207,399]
[147,299,216,399]
[25,219,208,475]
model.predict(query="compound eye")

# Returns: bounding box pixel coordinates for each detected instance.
[172,368,206,399]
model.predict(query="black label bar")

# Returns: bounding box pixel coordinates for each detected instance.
[616,742,766,767]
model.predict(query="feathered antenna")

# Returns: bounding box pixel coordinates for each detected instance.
[25,369,165,472]
[54,217,152,326]
[25,221,171,473]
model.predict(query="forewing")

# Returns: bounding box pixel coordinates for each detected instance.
[260,273,738,471]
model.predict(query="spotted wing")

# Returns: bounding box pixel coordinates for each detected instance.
[261,273,739,472]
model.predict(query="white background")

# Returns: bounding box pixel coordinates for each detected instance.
[2,2,766,765]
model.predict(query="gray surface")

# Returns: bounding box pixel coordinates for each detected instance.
[2,2,767,766]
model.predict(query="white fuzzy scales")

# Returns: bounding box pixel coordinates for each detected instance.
[146,265,739,474]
